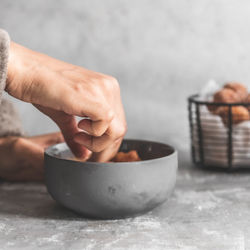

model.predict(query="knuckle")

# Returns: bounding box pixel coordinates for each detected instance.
[102,76,120,92]
[102,79,112,92]
[112,123,127,140]
[120,123,127,137]
[72,82,83,92]
[110,77,120,90]
[112,77,120,87]
[108,76,118,84]
[119,125,127,138]
[104,109,114,123]
[92,127,104,137]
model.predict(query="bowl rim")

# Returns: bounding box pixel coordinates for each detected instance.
[44,139,178,166]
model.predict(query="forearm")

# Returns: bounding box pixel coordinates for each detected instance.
[3,35,126,162]
[6,41,75,103]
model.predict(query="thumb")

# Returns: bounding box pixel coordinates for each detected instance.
[55,115,90,158]
[34,105,90,158]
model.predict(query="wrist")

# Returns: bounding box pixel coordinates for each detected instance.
[6,42,16,89]
[6,42,39,101]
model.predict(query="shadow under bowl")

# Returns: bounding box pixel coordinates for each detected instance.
[44,139,178,219]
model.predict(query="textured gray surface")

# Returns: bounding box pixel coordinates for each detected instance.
[0,166,250,250]
[1,1,250,249]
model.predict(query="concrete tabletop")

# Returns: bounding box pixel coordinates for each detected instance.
[0,162,249,250]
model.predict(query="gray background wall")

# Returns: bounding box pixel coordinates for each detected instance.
[1,0,250,162]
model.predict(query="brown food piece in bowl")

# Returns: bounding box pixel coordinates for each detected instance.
[224,82,248,101]
[111,150,141,162]
[215,106,250,125]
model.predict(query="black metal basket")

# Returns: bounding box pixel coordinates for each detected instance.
[188,94,250,170]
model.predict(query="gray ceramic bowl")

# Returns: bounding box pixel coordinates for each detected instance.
[44,139,178,219]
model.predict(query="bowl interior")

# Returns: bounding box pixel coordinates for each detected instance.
[45,139,175,162]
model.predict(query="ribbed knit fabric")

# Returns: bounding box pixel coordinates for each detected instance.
[0,29,9,100]
[0,29,23,136]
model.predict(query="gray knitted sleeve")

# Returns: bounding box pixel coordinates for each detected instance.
[0,29,24,137]
[0,29,9,99]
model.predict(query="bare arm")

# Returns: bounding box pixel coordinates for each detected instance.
[6,41,127,162]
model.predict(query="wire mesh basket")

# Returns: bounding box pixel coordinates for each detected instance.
[188,94,250,170]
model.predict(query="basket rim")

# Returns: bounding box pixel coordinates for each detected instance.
[188,94,250,106]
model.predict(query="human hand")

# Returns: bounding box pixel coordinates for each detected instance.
[6,42,127,162]
[0,132,63,181]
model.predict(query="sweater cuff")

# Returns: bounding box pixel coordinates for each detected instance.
[0,29,10,102]
[0,98,24,137]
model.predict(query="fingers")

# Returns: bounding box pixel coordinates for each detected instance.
[56,115,91,158]
[49,77,116,135]
[90,139,122,162]
[78,117,113,137]
[32,72,126,162]
[34,105,91,158]
[75,118,126,153]
[74,133,110,152]
[74,117,127,162]
[74,132,122,162]
[28,132,64,148]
